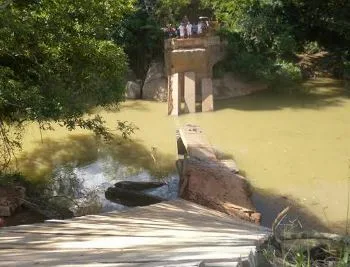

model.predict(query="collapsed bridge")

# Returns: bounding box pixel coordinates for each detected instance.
[164,36,226,115]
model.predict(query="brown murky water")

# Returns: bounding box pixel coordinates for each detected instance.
[16,78,350,232]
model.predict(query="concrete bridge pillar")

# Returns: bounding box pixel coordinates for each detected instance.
[168,73,180,116]
[168,72,214,115]
[184,72,196,113]
[201,78,214,112]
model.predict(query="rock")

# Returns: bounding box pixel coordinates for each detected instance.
[213,72,268,99]
[126,68,137,81]
[0,217,5,227]
[0,206,11,217]
[114,181,166,191]
[125,81,141,99]
[0,186,26,217]
[105,187,164,207]
[142,61,168,101]
[179,158,261,224]
[219,159,239,174]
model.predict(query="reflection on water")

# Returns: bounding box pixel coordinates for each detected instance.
[16,78,350,232]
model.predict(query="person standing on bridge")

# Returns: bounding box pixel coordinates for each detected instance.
[197,21,203,35]
[179,23,185,39]
[186,21,192,38]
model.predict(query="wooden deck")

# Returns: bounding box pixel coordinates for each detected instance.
[0,200,270,266]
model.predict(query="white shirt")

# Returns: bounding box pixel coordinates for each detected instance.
[197,23,202,34]
[179,25,185,37]
[186,23,192,36]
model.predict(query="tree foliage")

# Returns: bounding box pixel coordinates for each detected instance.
[0,0,134,168]
[114,0,164,92]
[205,0,349,84]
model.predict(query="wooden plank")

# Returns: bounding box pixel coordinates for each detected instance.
[178,124,216,160]
[0,200,270,266]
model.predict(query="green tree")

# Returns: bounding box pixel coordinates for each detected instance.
[114,0,164,96]
[0,0,135,169]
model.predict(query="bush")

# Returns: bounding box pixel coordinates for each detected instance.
[0,172,28,187]
[272,32,297,57]
[212,61,226,79]
[223,51,302,90]
[303,41,323,54]
[344,60,350,90]
[226,52,268,81]
[272,60,303,84]
[217,29,244,56]
[344,57,350,78]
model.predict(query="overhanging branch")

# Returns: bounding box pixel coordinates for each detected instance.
[0,0,12,10]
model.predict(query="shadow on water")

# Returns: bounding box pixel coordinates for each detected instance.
[91,100,153,113]
[17,134,175,181]
[117,100,152,112]
[252,188,333,233]
[215,79,348,112]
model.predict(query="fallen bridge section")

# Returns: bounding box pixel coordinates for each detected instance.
[177,124,261,224]
[0,200,269,266]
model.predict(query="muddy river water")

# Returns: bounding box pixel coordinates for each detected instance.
[16,78,350,232]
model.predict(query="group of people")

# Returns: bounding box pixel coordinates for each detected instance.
[164,16,209,39]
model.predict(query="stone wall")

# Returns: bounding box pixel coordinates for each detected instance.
[142,61,168,102]
[213,72,268,99]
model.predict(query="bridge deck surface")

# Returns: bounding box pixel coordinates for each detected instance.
[179,125,217,160]
[0,200,269,266]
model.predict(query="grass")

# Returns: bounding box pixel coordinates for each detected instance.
[261,231,350,266]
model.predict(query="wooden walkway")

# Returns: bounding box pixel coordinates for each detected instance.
[177,124,238,173]
[0,200,269,266]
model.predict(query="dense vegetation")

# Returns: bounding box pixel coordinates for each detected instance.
[0,0,134,169]
[120,0,350,88]
[204,0,350,86]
